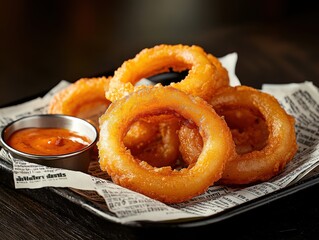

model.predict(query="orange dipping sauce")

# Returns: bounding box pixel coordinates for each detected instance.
[7,128,91,155]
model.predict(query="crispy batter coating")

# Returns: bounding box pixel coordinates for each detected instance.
[105,44,228,102]
[48,77,112,128]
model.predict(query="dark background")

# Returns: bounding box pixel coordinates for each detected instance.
[1,1,319,239]
[1,0,318,106]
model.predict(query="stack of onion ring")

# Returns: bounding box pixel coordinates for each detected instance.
[47,43,298,203]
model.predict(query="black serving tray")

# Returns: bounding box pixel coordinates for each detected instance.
[2,149,319,229]
[1,72,319,230]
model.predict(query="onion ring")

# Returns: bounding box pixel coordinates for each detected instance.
[98,86,235,203]
[209,86,298,185]
[105,44,224,102]
[48,77,112,128]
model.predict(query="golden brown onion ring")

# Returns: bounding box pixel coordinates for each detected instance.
[105,44,221,102]
[210,86,298,185]
[98,86,235,203]
[48,77,112,128]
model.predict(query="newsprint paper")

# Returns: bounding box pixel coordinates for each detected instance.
[1,53,319,224]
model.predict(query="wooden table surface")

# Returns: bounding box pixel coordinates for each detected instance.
[1,2,319,239]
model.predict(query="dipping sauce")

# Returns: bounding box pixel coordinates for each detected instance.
[7,128,91,155]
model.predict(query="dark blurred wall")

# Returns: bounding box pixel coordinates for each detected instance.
[0,0,318,106]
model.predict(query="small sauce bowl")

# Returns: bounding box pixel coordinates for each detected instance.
[0,114,98,172]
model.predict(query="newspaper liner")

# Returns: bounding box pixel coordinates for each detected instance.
[1,53,319,224]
